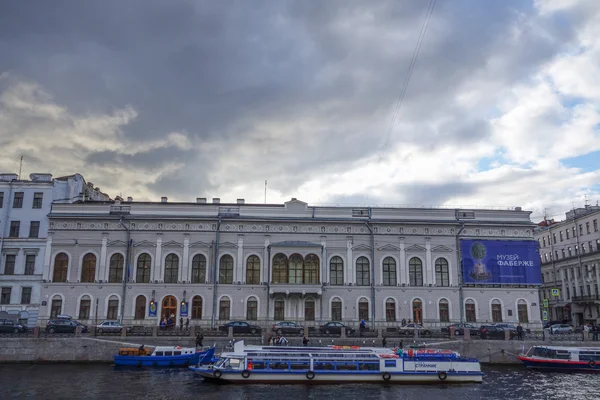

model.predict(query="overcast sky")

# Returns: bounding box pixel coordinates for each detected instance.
[1,0,599,221]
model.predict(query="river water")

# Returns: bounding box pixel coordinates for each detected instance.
[0,364,597,399]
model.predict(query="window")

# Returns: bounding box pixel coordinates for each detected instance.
[289,254,303,284]
[274,299,285,320]
[579,224,583,235]
[32,192,43,209]
[331,298,342,321]
[566,229,570,239]
[409,257,423,286]
[412,299,423,324]
[329,256,344,285]
[133,295,146,319]
[191,296,203,319]
[245,255,260,284]
[559,231,563,241]
[107,297,119,320]
[136,253,151,283]
[9,221,20,237]
[465,299,476,322]
[582,244,587,254]
[555,250,559,260]
[0,192,3,208]
[573,227,576,237]
[439,299,449,322]
[358,298,369,321]
[108,253,124,283]
[594,219,598,232]
[272,254,288,284]
[28,221,40,238]
[517,300,529,323]
[586,222,591,234]
[561,249,565,258]
[219,298,231,320]
[246,297,257,320]
[568,247,572,257]
[52,253,69,282]
[219,255,234,284]
[590,241,594,252]
[24,255,36,275]
[382,257,397,286]
[385,299,396,322]
[542,237,546,247]
[491,300,503,323]
[1,287,11,304]
[304,254,320,284]
[50,297,62,318]
[304,299,315,321]
[3,255,15,275]
[164,253,179,283]
[191,254,207,284]
[80,253,96,283]
[79,296,91,319]
[435,258,450,286]
[356,257,370,286]
[13,192,23,208]
[552,233,556,244]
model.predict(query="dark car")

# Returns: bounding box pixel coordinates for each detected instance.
[479,325,515,340]
[318,322,355,335]
[0,319,28,333]
[441,323,479,337]
[272,321,304,335]
[218,321,262,334]
[492,323,531,334]
[45,319,88,334]
[398,323,431,336]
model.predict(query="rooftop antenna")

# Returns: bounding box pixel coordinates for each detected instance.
[264,180,267,204]
[584,194,589,206]
[18,156,23,179]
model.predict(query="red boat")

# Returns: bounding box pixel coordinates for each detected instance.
[518,346,600,372]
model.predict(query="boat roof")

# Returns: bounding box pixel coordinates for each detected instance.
[531,345,600,352]
[153,346,195,352]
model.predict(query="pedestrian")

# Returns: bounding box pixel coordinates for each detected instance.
[185,318,190,331]
[196,332,203,348]
[268,336,273,346]
[180,317,183,331]
[382,337,387,348]
[399,340,403,349]
[279,336,288,346]
[401,318,406,327]
[302,336,309,346]
[408,319,412,324]
[516,323,524,341]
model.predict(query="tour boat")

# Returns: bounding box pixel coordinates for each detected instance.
[518,346,600,372]
[189,340,483,384]
[114,345,215,367]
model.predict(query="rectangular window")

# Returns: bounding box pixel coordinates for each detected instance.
[79,300,91,319]
[439,302,449,322]
[107,299,119,320]
[9,221,20,238]
[274,300,285,321]
[13,192,24,208]
[32,192,43,209]
[561,249,565,258]
[590,241,594,252]
[491,304,503,323]
[582,244,587,254]
[50,299,62,319]
[579,224,583,235]
[586,222,591,234]
[465,303,476,323]
[331,301,342,321]
[542,237,546,247]
[20,287,32,304]
[0,192,3,208]
[559,231,563,241]
[554,250,559,260]
[219,299,230,320]
[1,287,11,304]
[359,302,369,321]
[4,255,16,275]
[386,301,396,322]
[552,233,557,244]
[29,221,40,238]
[24,255,36,275]
[566,229,570,239]
[304,301,315,321]
[566,287,570,299]
[573,227,576,237]
[594,219,598,232]
[568,247,572,257]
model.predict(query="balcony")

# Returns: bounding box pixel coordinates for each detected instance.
[269,283,322,297]
[572,295,600,303]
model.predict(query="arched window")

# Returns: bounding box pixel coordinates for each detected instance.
[356,257,370,286]
[53,253,69,282]
[439,299,449,322]
[517,299,529,323]
[382,257,397,286]
[304,299,315,321]
[491,299,503,323]
[191,254,207,284]
[191,296,203,319]
[79,295,91,319]
[107,295,119,320]
[246,297,258,320]
[136,253,151,283]
[108,253,124,283]
[331,298,342,321]
[289,254,303,284]
[50,296,62,319]
[219,297,231,320]
[161,295,177,321]
[358,298,369,321]
[219,255,234,284]
[272,254,288,284]
[385,298,396,322]
[274,298,285,321]
[412,298,423,324]
[329,256,344,285]
[164,254,179,283]
[409,257,423,286]
[465,299,476,322]
[80,253,96,283]
[304,254,320,284]
[246,255,260,284]
[135,295,146,319]
[435,258,449,286]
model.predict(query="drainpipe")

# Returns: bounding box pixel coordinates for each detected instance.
[266,245,271,324]
[118,217,131,325]
[0,181,14,271]
[211,217,222,328]
[365,208,376,323]
[454,215,466,323]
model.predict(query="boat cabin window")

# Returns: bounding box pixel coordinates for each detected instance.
[384,360,396,368]
[335,362,358,371]
[579,352,600,361]
[155,351,164,356]
[164,351,173,356]
[314,362,335,370]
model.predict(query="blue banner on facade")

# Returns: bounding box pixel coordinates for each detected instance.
[149,300,157,317]
[180,301,188,318]
[461,240,541,285]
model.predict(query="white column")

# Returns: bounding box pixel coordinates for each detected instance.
[321,236,327,284]
[399,238,406,285]
[425,238,432,285]
[237,235,244,283]
[346,237,353,285]
[181,235,190,282]
[42,234,53,281]
[154,234,163,282]
[99,233,108,282]
[263,235,270,283]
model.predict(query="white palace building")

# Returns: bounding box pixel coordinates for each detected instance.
[37,197,542,329]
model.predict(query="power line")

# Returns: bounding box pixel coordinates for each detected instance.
[378,0,437,163]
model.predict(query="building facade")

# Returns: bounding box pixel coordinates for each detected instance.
[38,198,542,329]
[0,173,109,327]
[535,205,600,326]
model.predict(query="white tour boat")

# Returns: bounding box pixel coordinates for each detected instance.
[189,340,483,384]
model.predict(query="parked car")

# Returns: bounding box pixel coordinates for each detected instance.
[398,323,431,336]
[45,319,88,334]
[0,319,28,333]
[479,325,515,340]
[492,323,531,334]
[272,321,304,335]
[441,323,478,337]
[96,321,131,334]
[543,320,568,329]
[218,321,262,334]
[318,322,355,335]
[550,324,574,334]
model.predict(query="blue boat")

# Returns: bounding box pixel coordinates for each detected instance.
[518,346,600,372]
[114,345,215,368]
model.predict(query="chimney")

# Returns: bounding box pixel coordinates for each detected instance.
[237,199,245,204]
[161,197,168,203]
[515,206,522,211]
[127,197,133,202]
[212,198,220,204]
[196,198,207,204]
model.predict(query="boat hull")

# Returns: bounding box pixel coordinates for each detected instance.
[115,348,215,368]
[518,356,600,373]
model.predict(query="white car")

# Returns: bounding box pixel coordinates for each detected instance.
[550,324,574,334]
[96,320,130,334]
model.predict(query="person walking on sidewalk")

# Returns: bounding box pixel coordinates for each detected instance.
[302,336,309,346]
[516,324,524,341]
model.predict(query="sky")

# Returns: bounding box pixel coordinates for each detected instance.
[1,0,599,222]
